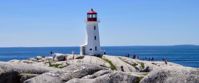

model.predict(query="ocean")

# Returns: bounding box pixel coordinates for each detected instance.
[0,46,199,68]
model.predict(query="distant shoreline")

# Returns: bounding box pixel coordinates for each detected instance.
[0,44,199,48]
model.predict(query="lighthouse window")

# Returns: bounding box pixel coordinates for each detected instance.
[87,14,91,18]
[95,46,97,51]
[89,14,92,18]
[93,14,96,18]
[94,26,96,30]
[94,36,97,40]
[89,48,92,51]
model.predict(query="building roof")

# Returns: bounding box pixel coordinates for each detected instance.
[87,9,97,14]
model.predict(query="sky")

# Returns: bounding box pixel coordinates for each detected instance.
[0,0,199,47]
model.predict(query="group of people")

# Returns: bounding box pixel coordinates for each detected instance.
[126,54,139,59]
[126,53,168,65]
[126,53,156,61]
[143,57,155,61]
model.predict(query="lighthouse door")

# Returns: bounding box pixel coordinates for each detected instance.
[82,46,86,55]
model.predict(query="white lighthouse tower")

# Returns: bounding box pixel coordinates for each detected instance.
[80,9,102,56]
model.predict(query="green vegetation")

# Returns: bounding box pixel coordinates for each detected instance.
[48,60,65,68]
[142,72,149,76]
[49,63,65,68]
[131,63,138,67]
[118,57,138,68]
[140,62,145,69]
[101,58,117,70]
[135,77,144,83]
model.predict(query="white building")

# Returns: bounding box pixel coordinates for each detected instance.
[80,9,102,56]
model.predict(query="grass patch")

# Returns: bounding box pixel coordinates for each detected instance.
[131,63,138,67]
[101,58,117,70]
[49,63,65,68]
[48,60,65,68]
[140,62,145,69]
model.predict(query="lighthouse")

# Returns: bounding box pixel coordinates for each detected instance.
[80,9,102,56]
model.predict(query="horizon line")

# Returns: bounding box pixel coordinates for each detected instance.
[0,44,198,48]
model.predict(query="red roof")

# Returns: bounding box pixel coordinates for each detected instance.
[87,9,97,14]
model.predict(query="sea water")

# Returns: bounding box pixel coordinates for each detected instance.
[0,46,199,68]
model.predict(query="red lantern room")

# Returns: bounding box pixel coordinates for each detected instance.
[87,9,97,22]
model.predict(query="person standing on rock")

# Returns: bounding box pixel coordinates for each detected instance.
[50,51,53,55]
[133,54,136,59]
[151,57,154,61]
[165,59,168,65]
[103,50,106,55]
[72,51,75,60]
[50,51,55,61]
[127,53,130,57]
[163,58,168,65]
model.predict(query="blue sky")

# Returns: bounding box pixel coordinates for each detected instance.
[0,0,199,47]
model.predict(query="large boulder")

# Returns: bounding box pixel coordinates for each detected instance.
[0,62,56,74]
[66,71,143,83]
[24,72,64,83]
[82,70,112,79]
[24,63,107,83]
[20,73,38,83]
[54,54,67,61]
[140,67,199,83]
[0,62,58,83]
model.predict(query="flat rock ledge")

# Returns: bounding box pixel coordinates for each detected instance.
[0,55,198,83]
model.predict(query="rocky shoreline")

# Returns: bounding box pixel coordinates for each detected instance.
[0,54,198,83]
